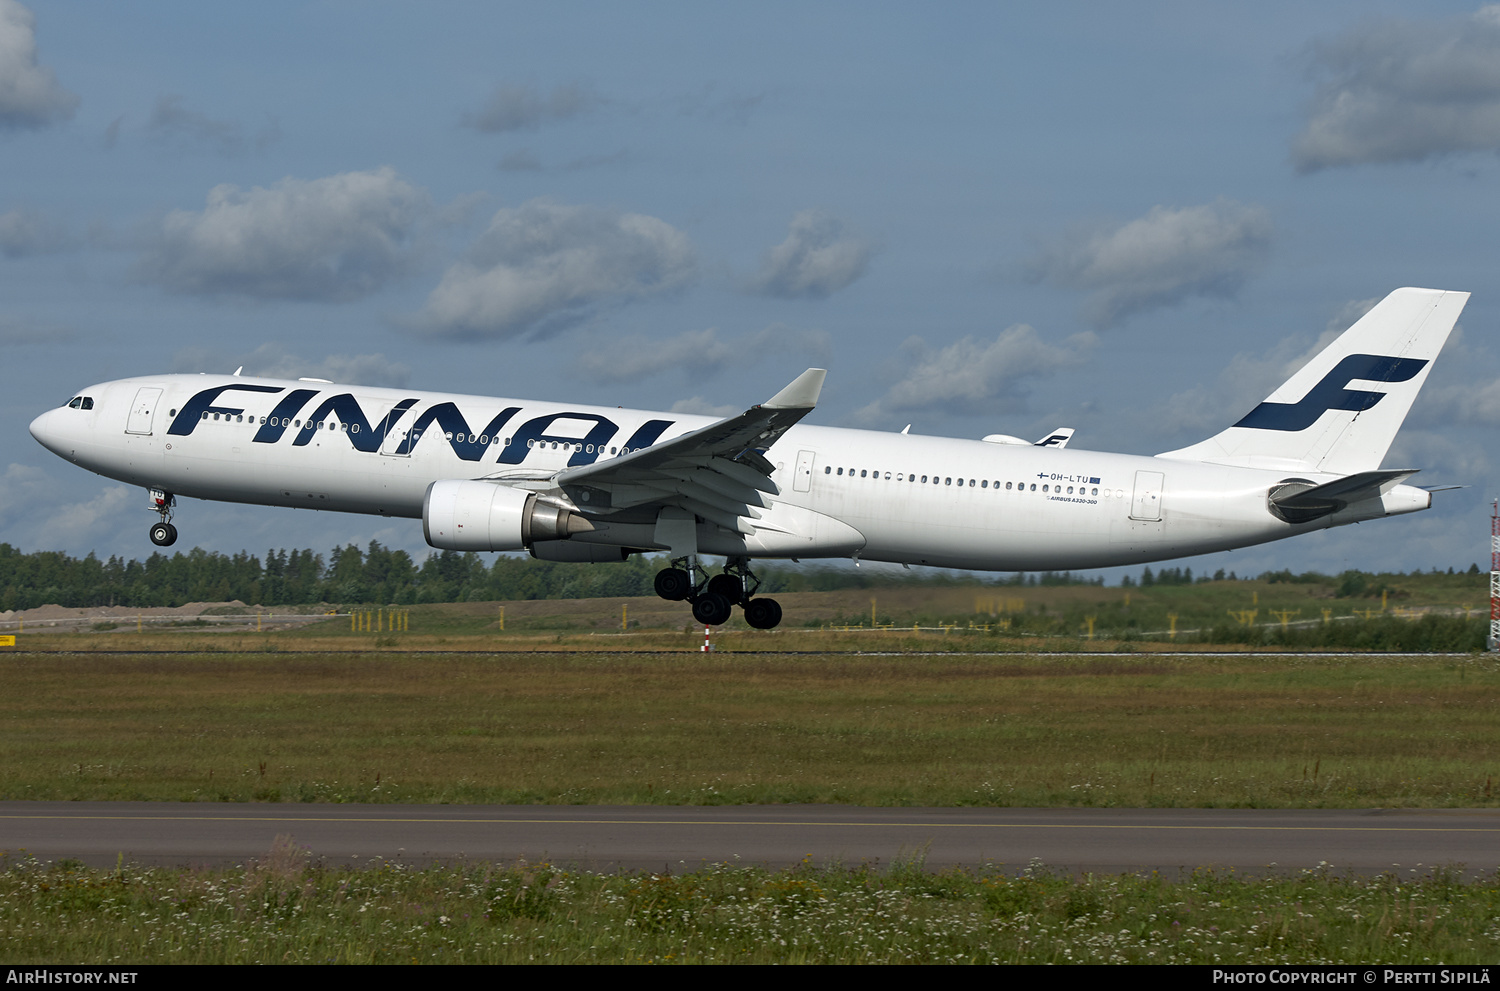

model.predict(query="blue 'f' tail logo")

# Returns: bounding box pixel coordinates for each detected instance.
[1234,354,1429,432]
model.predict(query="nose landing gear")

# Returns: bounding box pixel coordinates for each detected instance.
[148,489,177,547]
[654,556,783,629]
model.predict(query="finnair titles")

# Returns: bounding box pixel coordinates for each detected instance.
[30,287,1467,629]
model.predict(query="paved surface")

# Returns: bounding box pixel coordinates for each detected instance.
[2,802,1497,876]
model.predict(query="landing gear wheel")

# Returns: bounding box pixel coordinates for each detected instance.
[744,597,782,630]
[691,592,733,626]
[150,522,177,547]
[707,573,745,605]
[654,567,691,601]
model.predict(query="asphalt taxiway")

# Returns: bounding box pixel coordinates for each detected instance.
[2,802,1496,876]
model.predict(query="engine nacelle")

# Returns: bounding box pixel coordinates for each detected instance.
[422,479,594,551]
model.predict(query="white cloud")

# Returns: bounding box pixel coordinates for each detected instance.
[575,322,830,384]
[853,324,1097,424]
[749,210,875,299]
[669,396,738,417]
[0,463,132,552]
[1385,428,1490,482]
[1294,6,1500,171]
[465,83,599,133]
[1155,296,1389,441]
[1324,296,1380,336]
[1025,199,1272,327]
[416,199,696,340]
[146,95,279,156]
[1414,376,1500,429]
[169,342,410,388]
[0,207,68,256]
[135,167,429,301]
[0,0,76,130]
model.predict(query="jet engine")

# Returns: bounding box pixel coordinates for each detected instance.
[423,479,594,551]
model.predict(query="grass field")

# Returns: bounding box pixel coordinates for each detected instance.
[4,573,1491,655]
[3,650,1496,808]
[3,854,1495,964]
[5,578,1497,964]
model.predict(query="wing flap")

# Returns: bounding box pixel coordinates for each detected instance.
[553,369,824,528]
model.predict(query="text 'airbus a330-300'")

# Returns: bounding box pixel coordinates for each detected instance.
[29,287,1467,628]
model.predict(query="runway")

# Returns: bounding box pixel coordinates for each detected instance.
[2,802,1497,876]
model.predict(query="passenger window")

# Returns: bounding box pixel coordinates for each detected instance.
[1030,483,1036,491]
[884,472,891,480]
[945,477,951,485]
[824,466,831,474]
[1006,482,1012,490]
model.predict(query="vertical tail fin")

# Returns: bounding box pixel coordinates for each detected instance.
[1159,287,1467,474]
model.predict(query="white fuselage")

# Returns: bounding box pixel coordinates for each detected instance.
[29,373,1427,570]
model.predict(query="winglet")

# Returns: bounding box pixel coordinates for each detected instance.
[762,368,826,409]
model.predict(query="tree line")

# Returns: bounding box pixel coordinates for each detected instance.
[0,540,1485,611]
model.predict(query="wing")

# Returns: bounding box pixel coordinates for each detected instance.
[553,368,826,535]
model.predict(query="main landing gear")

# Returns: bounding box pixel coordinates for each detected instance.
[148,488,178,547]
[654,556,783,629]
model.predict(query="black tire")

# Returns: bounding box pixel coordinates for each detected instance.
[150,522,177,547]
[691,592,733,626]
[654,567,691,601]
[744,597,782,630]
[707,573,744,604]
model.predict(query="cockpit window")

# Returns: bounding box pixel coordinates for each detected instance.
[65,397,93,410]
[82,397,93,410]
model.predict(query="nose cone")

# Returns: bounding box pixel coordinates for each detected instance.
[29,407,67,456]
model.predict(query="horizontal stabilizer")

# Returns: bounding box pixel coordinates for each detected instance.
[1269,469,1417,524]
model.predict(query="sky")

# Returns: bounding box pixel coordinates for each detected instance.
[2,1,1498,580]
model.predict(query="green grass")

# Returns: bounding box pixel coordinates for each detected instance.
[2,853,1495,964]
[2,651,1498,807]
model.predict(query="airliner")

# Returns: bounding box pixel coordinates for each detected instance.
[28,287,1466,629]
